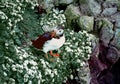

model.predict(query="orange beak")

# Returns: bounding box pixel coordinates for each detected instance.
[51,30,56,37]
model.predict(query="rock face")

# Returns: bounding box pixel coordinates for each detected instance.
[111,29,120,50]
[64,4,81,28]
[87,0,101,16]
[100,19,114,47]
[77,16,94,32]
[59,0,73,5]
[106,46,120,64]
[102,7,117,16]
[111,13,120,28]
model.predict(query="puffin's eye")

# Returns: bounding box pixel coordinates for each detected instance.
[59,30,62,32]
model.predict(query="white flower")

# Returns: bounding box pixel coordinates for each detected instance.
[5,43,8,46]
[16,0,20,2]
[24,74,29,82]
[64,42,71,45]
[83,30,87,34]
[75,42,78,46]
[81,62,85,66]
[50,73,54,77]
[2,64,7,70]
[70,32,74,35]
[22,52,29,58]
[76,68,80,71]
[53,69,57,75]
[77,48,82,53]
[8,22,12,27]
[3,72,7,76]
[38,79,41,84]
[82,42,85,45]
[1,15,6,19]
[41,59,46,68]
[17,6,21,11]
[53,9,59,14]
[52,79,55,82]
[17,18,21,22]
[31,6,34,9]
[28,80,32,84]
[87,54,91,59]
[29,60,37,66]
[76,59,81,63]
[12,65,17,71]
[37,72,42,79]
[73,37,75,40]
[70,75,73,79]
[19,56,23,60]
[65,46,73,52]
[45,68,52,75]
[85,46,92,54]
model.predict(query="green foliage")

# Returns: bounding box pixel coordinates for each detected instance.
[39,8,66,32]
[0,0,93,84]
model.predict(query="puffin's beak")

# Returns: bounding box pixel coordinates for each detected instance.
[51,30,56,37]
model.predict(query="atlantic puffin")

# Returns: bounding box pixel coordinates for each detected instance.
[32,25,65,57]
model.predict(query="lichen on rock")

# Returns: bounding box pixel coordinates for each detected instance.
[77,16,94,32]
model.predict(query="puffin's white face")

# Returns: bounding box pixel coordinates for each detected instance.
[54,28,64,36]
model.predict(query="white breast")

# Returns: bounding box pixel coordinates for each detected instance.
[43,35,65,53]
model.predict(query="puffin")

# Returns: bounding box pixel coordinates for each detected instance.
[32,26,65,57]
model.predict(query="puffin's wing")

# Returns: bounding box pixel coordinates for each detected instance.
[32,32,52,49]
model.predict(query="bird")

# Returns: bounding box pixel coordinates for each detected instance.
[31,25,65,57]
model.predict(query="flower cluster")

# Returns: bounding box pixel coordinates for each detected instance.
[0,0,37,29]
[39,9,66,31]
[12,46,42,82]
[60,29,93,71]
[2,45,67,83]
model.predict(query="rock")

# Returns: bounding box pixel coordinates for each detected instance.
[101,7,117,16]
[103,0,119,8]
[111,59,120,84]
[79,4,92,15]
[106,46,120,64]
[118,2,120,11]
[87,0,101,16]
[38,0,54,13]
[77,16,94,32]
[111,29,120,50]
[59,0,74,5]
[64,4,81,28]
[100,18,114,47]
[111,13,120,28]
[88,43,108,84]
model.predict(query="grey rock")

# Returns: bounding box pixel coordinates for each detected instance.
[59,0,74,5]
[100,18,114,47]
[54,0,73,6]
[65,4,81,28]
[106,46,120,64]
[118,2,120,11]
[111,13,120,28]
[111,29,120,50]
[102,7,117,16]
[77,16,94,32]
[79,4,92,15]
[103,0,119,8]
[87,0,101,16]
[38,0,54,12]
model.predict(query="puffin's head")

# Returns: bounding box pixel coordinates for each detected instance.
[53,25,64,36]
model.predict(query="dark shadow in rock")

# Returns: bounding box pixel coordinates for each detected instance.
[55,5,67,11]
[111,58,120,84]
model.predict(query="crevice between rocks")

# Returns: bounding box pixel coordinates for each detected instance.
[108,21,116,47]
